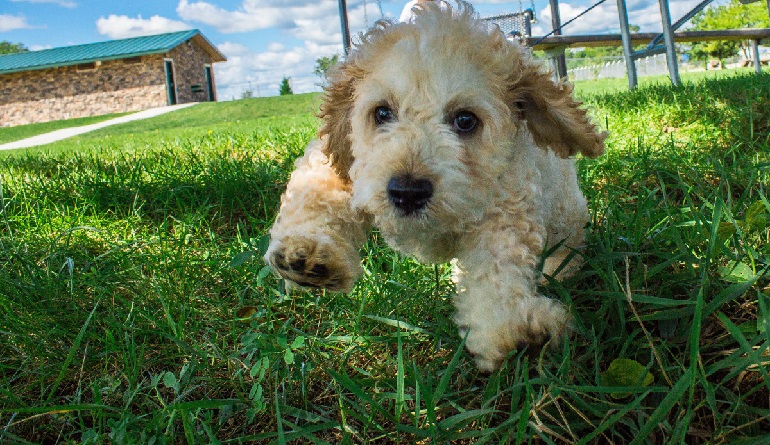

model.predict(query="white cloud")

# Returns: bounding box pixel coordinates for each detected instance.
[176,0,295,33]
[96,14,192,39]
[176,0,369,42]
[214,39,340,99]
[9,0,77,8]
[217,41,251,56]
[0,14,35,32]
[179,0,373,98]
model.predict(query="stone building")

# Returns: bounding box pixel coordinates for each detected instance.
[0,30,226,127]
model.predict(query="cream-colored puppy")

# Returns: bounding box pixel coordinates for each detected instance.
[265,1,605,371]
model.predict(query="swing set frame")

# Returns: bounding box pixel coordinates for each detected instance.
[335,0,770,89]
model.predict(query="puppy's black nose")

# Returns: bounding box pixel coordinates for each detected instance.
[387,175,433,215]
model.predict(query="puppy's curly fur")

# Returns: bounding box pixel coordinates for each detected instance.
[265,1,605,371]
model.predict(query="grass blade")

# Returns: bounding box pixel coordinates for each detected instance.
[629,368,692,445]
[45,304,97,404]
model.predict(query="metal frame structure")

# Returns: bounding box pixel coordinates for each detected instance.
[548,0,569,77]
[545,0,769,87]
[617,0,715,88]
[336,0,769,87]
[338,0,352,56]
[482,10,535,37]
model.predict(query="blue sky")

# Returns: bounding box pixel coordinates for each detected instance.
[1,0,705,99]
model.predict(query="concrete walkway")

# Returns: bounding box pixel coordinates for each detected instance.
[0,103,198,151]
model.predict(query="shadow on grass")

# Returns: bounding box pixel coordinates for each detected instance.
[1,128,311,235]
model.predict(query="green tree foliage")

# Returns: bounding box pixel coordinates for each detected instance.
[0,41,29,55]
[689,0,770,62]
[279,77,293,96]
[313,54,340,80]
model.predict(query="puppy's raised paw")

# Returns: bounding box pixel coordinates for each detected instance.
[462,296,569,372]
[265,235,360,292]
[517,297,569,351]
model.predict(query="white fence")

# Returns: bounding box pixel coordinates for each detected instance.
[568,54,670,81]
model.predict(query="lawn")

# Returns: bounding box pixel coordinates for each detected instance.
[0,93,321,157]
[569,66,761,97]
[0,71,768,444]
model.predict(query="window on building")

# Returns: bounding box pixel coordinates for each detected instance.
[76,62,98,71]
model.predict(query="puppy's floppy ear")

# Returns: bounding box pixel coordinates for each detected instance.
[318,62,361,181]
[510,69,606,159]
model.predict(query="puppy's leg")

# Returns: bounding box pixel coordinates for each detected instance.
[452,213,569,371]
[265,141,369,292]
[540,157,590,279]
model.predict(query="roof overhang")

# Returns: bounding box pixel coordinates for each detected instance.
[0,29,226,76]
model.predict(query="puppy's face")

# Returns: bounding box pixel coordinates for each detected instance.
[347,29,515,243]
[319,4,605,258]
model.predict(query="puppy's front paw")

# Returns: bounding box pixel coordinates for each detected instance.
[265,236,360,292]
[516,296,569,350]
[461,296,569,372]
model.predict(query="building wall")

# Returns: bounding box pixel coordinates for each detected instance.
[0,40,220,127]
[0,55,168,127]
[167,40,218,104]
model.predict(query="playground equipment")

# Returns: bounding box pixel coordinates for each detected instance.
[482,10,535,38]
[531,0,770,88]
[481,0,538,38]
[338,0,540,53]
[335,0,770,88]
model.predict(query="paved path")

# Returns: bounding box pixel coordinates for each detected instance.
[0,103,198,151]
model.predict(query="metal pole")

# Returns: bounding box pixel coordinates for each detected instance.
[548,0,568,80]
[524,10,533,37]
[616,0,638,88]
[751,39,762,74]
[338,0,352,56]
[658,0,680,86]
[648,0,714,48]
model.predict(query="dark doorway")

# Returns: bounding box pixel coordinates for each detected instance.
[205,66,215,102]
[164,60,177,105]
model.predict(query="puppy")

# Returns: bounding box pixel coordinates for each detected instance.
[265,1,605,371]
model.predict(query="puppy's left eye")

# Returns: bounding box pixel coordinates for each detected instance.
[374,106,396,125]
[453,111,479,134]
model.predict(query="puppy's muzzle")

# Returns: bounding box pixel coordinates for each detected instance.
[387,175,433,215]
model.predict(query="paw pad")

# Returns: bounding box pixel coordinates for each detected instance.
[266,237,355,292]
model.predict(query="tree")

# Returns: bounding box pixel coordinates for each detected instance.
[279,77,293,96]
[0,41,29,55]
[313,54,340,81]
[689,0,770,63]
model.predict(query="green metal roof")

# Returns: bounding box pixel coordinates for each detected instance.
[0,29,226,75]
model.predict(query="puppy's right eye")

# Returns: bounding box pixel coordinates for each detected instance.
[374,106,396,125]
[453,111,479,134]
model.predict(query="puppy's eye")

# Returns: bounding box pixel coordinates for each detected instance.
[453,111,479,133]
[374,106,396,125]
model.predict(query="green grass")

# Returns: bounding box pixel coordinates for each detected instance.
[0,112,132,145]
[1,72,769,443]
[0,93,321,157]
[571,66,762,98]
